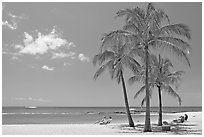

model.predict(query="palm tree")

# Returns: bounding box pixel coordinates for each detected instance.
[93,32,141,127]
[115,3,191,131]
[129,54,184,126]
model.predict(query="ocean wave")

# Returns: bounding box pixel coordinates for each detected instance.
[2,111,168,116]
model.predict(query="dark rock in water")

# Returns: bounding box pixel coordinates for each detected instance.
[113,111,126,114]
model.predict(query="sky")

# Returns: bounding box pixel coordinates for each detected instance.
[2,2,202,107]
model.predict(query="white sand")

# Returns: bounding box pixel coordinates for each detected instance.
[2,124,121,135]
[2,111,202,135]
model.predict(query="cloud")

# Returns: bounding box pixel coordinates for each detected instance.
[51,51,75,59]
[2,9,27,30]
[78,53,89,62]
[68,42,76,47]
[8,13,24,19]
[17,30,68,55]
[64,62,71,66]
[11,56,19,60]
[41,65,54,71]
[2,20,17,30]
[2,51,22,56]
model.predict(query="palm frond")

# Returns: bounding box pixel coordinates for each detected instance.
[158,24,191,40]
[134,83,154,99]
[93,54,100,66]
[157,37,191,51]
[111,62,123,83]
[101,30,137,52]
[168,71,185,77]
[128,74,144,85]
[163,85,182,105]
[134,85,146,99]
[127,46,145,59]
[93,50,115,66]
[133,7,146,19]
[147,8,170,32]
[115,69,122,84]
[155,8,170,24]
[122,23,140,35]
[146,3,155,18]
[154,37,191,67]
[116,8,144,28]
[163,58,173,68]
[166,70,185,85]
[93,60,114,80]
[141,96,146,107]
[122,55,141,74]
[140,89,153,107]
[149,54,159,67]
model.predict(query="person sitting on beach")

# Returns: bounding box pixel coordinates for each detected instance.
[184,114,188,121]
[95,116,107,124]
[172,115,185,123]
[95,116,112,125]
[105,117,112,124]
[99,116,112,125]
[178,116,185,123]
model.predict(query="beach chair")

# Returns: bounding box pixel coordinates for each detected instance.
[162,121,171,131]
[162,125,171,131]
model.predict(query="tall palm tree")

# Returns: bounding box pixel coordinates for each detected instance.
[129,54,184,126]
[93,32,141,127]
[115,3,191,131]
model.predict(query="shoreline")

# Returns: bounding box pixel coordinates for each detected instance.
[2,111,202,135]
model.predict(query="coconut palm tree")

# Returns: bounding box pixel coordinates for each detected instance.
[129,54,184,126]
[115,3,191,131]
[93,32,141,127]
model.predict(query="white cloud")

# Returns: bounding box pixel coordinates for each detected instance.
[2,20,17,30]
[78,53,90,62]
[8,13,24,19]
[68,42,76,47]
[18,30,68,55]
[41,65,54,71]
[64,62,71,66]
[51,51,75,59]
[11,56,19,60]
[2,51,22,56]
[2,11,26,30]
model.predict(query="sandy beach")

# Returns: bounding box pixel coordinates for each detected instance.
[2,111,202,135]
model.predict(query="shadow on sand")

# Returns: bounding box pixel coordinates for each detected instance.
[109,123,201,135]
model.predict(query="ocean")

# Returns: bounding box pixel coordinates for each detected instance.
[2,106,201,125]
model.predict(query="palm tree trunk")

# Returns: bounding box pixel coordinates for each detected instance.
[157,85,162,126]
[144,45,152,132]
[120,70,135,127]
